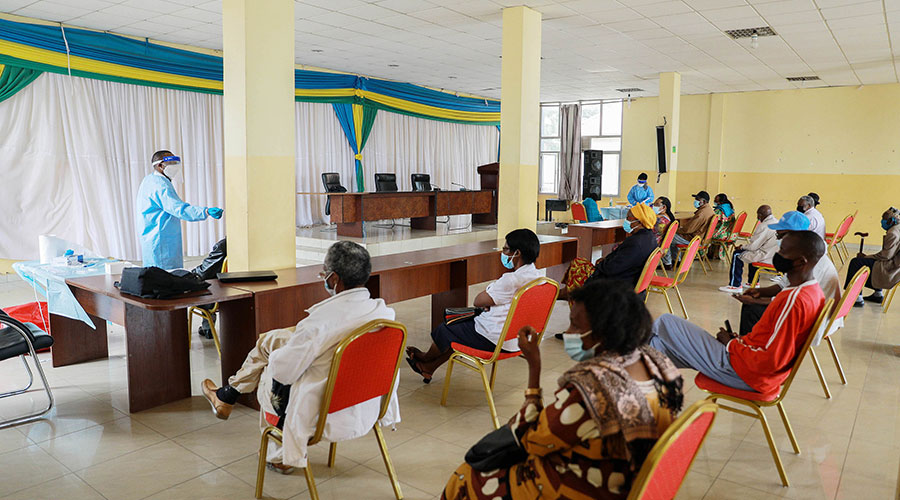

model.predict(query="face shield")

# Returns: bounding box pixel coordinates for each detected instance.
[152,155,182,179]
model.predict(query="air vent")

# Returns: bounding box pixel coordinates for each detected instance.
[786,76,820,82]
[724,26,777,39]
[616,88,644,93]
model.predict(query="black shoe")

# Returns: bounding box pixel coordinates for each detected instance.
[198,327,213,339]
[853,298,864,308]
[554,333,564,340]
[863,293,884,304]
[663,264,674,271]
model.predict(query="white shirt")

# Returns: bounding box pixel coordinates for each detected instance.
[738,214,779,264]
[805,207,827,241]
[474,263,545,351]
[261,287,398,467]
[772,254,842,344]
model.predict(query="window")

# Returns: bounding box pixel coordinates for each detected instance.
[581,100,623,197]
[539,105,560,194]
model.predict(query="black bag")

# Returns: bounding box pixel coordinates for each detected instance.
[444,307,483,324]
[116,267,211,299]
[190,238,227,280]
[464,426,527,471]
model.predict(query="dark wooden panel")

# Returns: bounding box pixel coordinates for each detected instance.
[472,190,493,214]
[49,313,109,367]
[377,264,453,303]
[436,192,473,216]
[336,221,364,237]
[410,216,437,231]
[474,163,499,224]
[124,304,191,413]
[362,193,432,220]
[431,260,468,329]
[254,283,329,333]
[71,286,125,325]
[217,297,260,410]
[66,275,251,312]
[567,222,626,260]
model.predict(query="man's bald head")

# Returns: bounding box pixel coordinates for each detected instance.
[782,230,825,264]
[757,205,772,221]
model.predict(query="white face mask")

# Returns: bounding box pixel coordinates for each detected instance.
[653,205,663,214]
[164,163,182,179]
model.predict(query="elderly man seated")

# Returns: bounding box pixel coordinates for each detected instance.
[719,205,778,293]
[846,207,900,306]
[201,241,398,474]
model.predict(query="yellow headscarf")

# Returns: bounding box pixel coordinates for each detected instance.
[630,203,657,230]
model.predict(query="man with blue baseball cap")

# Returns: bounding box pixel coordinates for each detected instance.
[136,149,224,269]
[732,211,841,334]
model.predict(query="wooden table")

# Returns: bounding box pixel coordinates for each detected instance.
[327,190,493,237]
[52,277,253,413]
[567,220,627,260]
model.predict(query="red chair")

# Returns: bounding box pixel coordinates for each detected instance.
[635,249,663,295]
[674,214,719,276]
[695,299,834,487]
[807,266,868,398]
[824,214,854,266]
[749,262,780,288]
[571,202,587,223]
[735,219,758,243]
[657,220,679,278]
[712,210,746,265]
[255,320,407,500]
[647,236,701,319]
[441,278,559,429]
[627,401,719,500]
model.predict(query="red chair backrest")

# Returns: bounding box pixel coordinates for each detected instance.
[502,279,559,342]
[327,323,406,414]
[834,267,869,321]
[835,215,854,241]
[660,221,679,252]
[635,249,663,294]
[628,401,718,500]
[571,202,587,223]
[702,215,719,243]
[677,236,702,279]
[730,211,747,237]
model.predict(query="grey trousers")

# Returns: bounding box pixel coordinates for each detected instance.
[649,314,755,391]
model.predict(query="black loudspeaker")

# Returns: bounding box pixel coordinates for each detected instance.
[582,150,603,200]
[656,125,667,174]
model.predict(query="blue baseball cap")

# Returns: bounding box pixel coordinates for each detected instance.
[769,211,810,231]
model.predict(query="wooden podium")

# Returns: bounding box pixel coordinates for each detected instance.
[473,162,499,225]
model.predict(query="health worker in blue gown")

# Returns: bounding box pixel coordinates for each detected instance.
[136,150,223,269]
[626,172,655,206]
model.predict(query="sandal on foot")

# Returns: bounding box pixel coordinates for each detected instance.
[405,356,433,384]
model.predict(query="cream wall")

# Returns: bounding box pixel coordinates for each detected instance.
[620,84,900,239]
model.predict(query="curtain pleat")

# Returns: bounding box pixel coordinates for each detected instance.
[558,104,582,201]
[0,63,41,103]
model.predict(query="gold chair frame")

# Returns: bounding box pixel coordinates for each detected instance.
[657,220,680,278]
[648,236,701,319]
[187,258,227,356]
[255,319,408,500]
[749,262,781,288]
[676,215,719,276]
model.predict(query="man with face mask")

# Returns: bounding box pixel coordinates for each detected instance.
[732,212,841,335]
[844,207,900,306]
[720,205,778,293]
[648,231,826,394]
[626,172,654,206]
[201,241,398,474]
[668,191,715,264]
[796,195,826,240]
[136,150,224,269]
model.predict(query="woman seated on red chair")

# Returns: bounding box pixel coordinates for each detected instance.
[406,229,543,383]
[442,280,684,500]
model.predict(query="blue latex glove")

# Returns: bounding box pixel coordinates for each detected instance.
[207,207,224,219]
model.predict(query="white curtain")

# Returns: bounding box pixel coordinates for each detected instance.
[0,72,500,260]
[558,104,581,201]
[0,72,225,261]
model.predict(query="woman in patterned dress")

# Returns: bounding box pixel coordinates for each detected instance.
[710,193,736,259]
[442,280,684,500]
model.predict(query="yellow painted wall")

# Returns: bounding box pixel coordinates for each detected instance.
[0,259,18,274]
[621,84,900,238]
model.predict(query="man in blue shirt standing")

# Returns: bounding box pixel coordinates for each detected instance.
[626,172,654,206]
[136,150,223,269]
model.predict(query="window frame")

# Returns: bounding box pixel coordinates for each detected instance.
[539,104,561,195]
[579,100,624,198]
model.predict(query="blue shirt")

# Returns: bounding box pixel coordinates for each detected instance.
[136,172,208,269]
[582,198,602,222]
[627,183,654,206]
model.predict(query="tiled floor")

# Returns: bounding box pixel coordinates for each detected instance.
[1,258,898,499]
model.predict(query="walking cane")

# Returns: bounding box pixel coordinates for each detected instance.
[854,232,868,255]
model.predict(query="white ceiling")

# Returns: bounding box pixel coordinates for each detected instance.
[1,0,898,101]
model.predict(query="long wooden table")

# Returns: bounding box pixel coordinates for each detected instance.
[58,235,577,412]
[328,190,493,237]
[567,220,627,260]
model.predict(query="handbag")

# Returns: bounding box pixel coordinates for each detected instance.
[116,267,211,299]
[464,426,527,471]
[444,307,483,325]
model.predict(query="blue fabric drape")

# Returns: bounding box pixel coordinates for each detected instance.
[332,103,361,192]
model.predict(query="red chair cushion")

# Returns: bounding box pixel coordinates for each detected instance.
[694,373,779,402]
[751,262,775,270]
[649,276,675,287]
[737,232,752,237]
[451,342,521,361]
[674,244,688,248]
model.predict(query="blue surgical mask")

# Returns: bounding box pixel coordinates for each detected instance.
[501,252,515,269]
[622,220,634,233]
[882,219,895,231]
[638,180,646,185]
[322,271,336,296]
[564,332,596,361]
[693,200,701,209]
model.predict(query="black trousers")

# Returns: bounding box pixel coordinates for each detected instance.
[739,303,768,336]
[845,257,880,291]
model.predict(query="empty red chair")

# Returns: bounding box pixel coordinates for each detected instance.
[648,236,701,319]
[635,248,663,295]
[571,202,587,223]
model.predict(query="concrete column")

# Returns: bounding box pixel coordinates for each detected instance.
[497,6,542,236]
[222,0,296,271]
[706,93,726,193]
[657,72,681,201]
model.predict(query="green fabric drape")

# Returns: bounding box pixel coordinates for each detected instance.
[0,64,42,103]
[355,105,377,192]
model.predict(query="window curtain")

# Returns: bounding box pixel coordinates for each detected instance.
[332,103,377,192]
[0,63,41,103]
[558,104,582,201]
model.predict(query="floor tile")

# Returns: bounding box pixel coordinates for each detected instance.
[361,434,467,494]
[173,413,263,467]
[0,445,70,497]
[144,468,257,500]
[0,473,104,500]
[36,416,166,471]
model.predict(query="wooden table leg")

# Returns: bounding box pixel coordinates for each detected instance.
[49,313,109,367]
[124,304,191,413]
[337,222,364,237]
[411,216,437,231]
[430,261,468,329]
[567,226,593,260]
[218,297,260,410]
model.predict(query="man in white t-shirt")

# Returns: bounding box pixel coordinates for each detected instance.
[798,195,826,241]
[405,229,545,383]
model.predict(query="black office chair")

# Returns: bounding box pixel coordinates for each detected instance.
[321,173,347,232]
[0,309,54,429]
[374,173,399,192]
[411,173,433,192]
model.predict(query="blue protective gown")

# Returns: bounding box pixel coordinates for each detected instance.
[627,183,654,206]
[582,197,602,222]
[136,172,208,269]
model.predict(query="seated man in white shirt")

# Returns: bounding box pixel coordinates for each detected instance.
[720,205,779,293]
[797,195,826,240]
[405,228,544,383]
[201,241,398,474]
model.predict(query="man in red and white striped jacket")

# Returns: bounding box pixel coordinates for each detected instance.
[649,231,826,394]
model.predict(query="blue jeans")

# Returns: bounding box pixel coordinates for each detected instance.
[669,234,690,264]
[648,314,754,391]
[728,249,758,287]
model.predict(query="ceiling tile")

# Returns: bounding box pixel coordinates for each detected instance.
[632,1,693,17]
